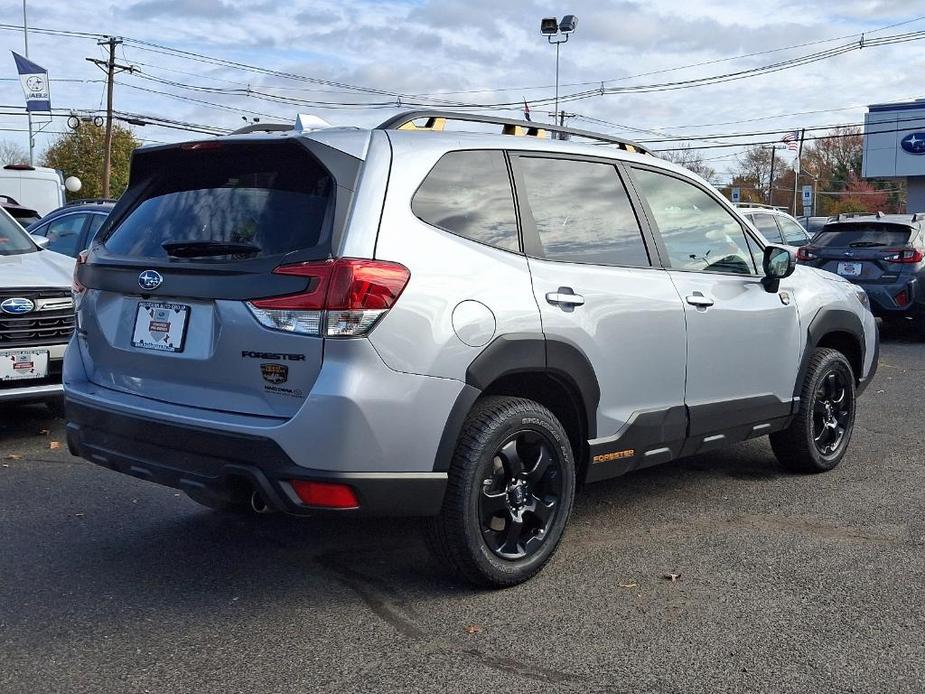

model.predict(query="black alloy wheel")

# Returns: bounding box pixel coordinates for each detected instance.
[811,370,852,457]
[479,430,563,560]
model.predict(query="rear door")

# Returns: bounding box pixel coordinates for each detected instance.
[511,153,688,457]
[76,138,360,418]
[628,166,801,438]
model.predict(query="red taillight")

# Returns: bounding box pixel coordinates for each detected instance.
[883,248,924,264]
[290,480,359,509]
[797,246,817,261]
[246,258,410,337]
[72,249,89,293]
[895,289,911,307]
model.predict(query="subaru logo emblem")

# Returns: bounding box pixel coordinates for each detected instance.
[0,297,35,315]
[901,132,925,155]
[138,270,163,291]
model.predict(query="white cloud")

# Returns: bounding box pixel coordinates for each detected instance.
[0,0,923,179]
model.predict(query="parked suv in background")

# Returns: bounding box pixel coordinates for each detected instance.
[27,199,115,258]
[0,205,75,413]
[65,112,878,587]
[737,204,813,247]
[796,213,925,334]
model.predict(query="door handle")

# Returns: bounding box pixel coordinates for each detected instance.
[685,293,715,308]
[546,290,585,307]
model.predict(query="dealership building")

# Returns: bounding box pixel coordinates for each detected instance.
[863,99,925,212]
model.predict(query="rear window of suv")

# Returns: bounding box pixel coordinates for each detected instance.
[813,224,911,248]
[104,143,334,261]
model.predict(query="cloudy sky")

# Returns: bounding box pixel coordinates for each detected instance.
[2,0,925,182]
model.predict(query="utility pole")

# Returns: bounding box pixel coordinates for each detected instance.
[767,146,777,206]
[22,0,33,166]
[791,128,806,215]
[87,37,133,198]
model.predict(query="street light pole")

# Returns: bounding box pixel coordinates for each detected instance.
[22,0,33,166]
[540,15,577,133]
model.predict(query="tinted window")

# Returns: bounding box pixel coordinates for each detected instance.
[813,224,911,248]
[750,214,784,243]
[105,143,334,261]
[778,217,809,245]
[0,210,35,255]
[87,213,107,241]
[412,150,518,251]
[44,214,87,257]
[518,157,649,266]
[633,168,756,275]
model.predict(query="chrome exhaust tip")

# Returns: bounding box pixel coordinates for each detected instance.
[250,490,272,514]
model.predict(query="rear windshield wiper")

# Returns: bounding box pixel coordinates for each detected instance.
[162,240,261,257]
[847,241,888,248]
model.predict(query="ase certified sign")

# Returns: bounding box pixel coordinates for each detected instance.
[900,132,925,155]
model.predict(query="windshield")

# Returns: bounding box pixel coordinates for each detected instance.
[104,143,334,262]
[0,209,37,255]
[812,224,911,248]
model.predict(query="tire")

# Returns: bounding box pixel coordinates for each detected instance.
[424,396,576,588]
[770,347,856,473]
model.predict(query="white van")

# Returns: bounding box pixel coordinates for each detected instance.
[0,165,66,217]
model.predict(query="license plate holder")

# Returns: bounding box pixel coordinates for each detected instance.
[837,262,862,277]
[131,302,190,353]
[0,349,49,381]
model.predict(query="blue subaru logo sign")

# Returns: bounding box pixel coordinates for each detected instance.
[0,297,35,315]
[138,270,163,291]
[900,132,925,155]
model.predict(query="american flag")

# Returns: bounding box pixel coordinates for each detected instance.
[781,130,800,151]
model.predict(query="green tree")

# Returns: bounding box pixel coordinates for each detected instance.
[41,124,140,199]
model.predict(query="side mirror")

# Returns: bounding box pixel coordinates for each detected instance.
[762,244,795,292]
[30,234,49,249]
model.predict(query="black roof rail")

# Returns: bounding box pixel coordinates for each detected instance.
[376,110,652,155]
[65,198,117,207]
[228,123,291,135]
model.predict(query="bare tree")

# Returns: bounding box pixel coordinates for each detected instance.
[662,145,716,183]
[0,140,28,166]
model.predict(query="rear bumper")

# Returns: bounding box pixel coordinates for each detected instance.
[856,278,924,318]
[65,399,447,517]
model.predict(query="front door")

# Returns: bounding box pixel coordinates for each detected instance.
[510,153,688,478]
[629,166,802,440]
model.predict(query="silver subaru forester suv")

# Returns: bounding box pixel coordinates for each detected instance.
[65,112,878,587]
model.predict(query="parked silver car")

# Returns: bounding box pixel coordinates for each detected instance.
[64,111,878,586]
[0,206,75,413]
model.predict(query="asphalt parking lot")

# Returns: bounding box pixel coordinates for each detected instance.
[1,326,923,694]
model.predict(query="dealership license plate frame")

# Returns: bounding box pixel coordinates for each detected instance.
[131,302,191,353]
[0,349,49,382]
[837,262,862,277]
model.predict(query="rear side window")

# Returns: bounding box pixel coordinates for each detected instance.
[750,214,784,243]
[813,224,911,248]
[412,150,519,252]
[632,168,756,275]
[778,217,809,245]
[104,143,334,261]
[44,214,87,257]
[517,157,649,266]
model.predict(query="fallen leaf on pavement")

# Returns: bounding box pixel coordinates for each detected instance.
[662,573,682,582]
[618,582,638,589]
[5,454,22,460]
[464,625,482,635]
[48,441,61,450]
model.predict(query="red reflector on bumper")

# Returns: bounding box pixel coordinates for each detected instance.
[290,480,359,509]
